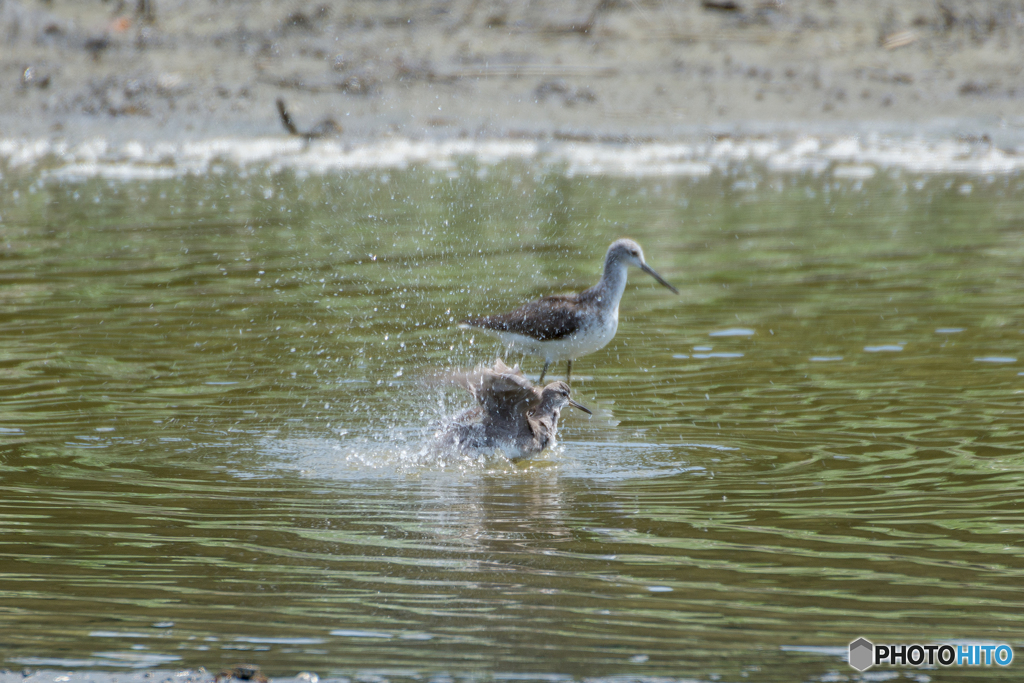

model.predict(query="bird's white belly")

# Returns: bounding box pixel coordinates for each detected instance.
[488,308,619,362]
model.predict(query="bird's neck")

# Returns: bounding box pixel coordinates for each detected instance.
[530,411,559,449]
[584,258,628,310]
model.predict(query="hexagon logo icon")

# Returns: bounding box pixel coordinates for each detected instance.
[849,638,874,671]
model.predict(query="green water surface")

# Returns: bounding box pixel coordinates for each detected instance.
[1,161,1023,682]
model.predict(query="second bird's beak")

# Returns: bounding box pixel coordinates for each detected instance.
[569,398,593,415]
[640,262,679,294]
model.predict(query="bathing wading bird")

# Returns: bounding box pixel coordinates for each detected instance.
[459,239,678,382]
[432,359,591,461]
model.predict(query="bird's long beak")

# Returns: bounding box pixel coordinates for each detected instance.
[568,398,593,415]
[640,262,679,294]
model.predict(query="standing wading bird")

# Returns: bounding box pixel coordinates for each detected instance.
[459,239,678,382]
[432,359,592,461]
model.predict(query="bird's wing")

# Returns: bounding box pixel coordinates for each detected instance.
[444,359,539,416]
[462,295,584,342]
[479,361,542,418]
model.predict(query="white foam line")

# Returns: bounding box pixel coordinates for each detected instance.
[4,135,1024,181]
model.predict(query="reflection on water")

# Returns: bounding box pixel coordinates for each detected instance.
[1,162,1023,682]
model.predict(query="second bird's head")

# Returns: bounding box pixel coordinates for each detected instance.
[537,381,592,418]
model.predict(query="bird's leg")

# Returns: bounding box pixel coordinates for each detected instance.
[566,360,573,384]
[539,360,550,384]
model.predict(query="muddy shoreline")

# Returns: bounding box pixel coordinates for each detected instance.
[3,0,1024,149]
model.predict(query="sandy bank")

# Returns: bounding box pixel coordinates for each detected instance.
[2,0,1024,150]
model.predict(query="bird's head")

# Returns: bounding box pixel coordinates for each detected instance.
[538,381,592,419]
[606,238,678,294]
